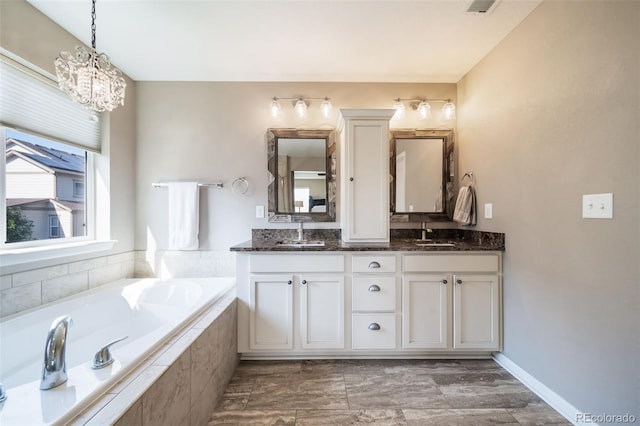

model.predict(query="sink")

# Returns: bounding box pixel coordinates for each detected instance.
[277,240,325,247]
[415,242,456,247]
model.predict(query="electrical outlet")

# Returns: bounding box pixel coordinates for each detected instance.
[582,193,613,219]
[255,205,265,219]
[484,203,493,219]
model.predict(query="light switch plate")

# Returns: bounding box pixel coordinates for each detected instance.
[484,203,493,219]
[255,205,265,219]
[582,193,613,219]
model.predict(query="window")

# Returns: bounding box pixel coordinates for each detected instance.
[1,55,100,250]
[49,215,60,238]
[3,128,89,244]
[73,180,85,198]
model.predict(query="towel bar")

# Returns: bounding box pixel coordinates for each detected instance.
[151,182,223,189]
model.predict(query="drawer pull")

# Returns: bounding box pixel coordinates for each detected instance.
[287,280,292,285]
[368,323,381,331]
[368,261,381,269]
[367,284,381,292]
[442,279,448,285]
[302,280,307,285]
[456,279,462,284]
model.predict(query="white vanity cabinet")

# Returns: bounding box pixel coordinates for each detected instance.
[338,109,395,242]
[236,250,502,357]
[351,254,400,350]
[242,254,345,352]
[402,254,501,351]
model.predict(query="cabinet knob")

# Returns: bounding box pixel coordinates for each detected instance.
[302,280,307,285]
[442,279,448,285]
[368,284,381,292]
[368,323,381,331]
[368,261,381,269]
[287,280,292,285]
[456,279,462,284]
[350,177,354,182]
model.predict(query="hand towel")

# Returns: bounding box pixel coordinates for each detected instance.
[453,184,477,226]
[168,182,199,250]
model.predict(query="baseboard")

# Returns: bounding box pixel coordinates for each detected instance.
[493,352,588,426]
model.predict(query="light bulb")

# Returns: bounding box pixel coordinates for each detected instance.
[393,99,405,120]
[442,100,456,120]
[320,98,332,118]
[295,99,307,118]
[417,101,431,120]
[270,98,281,118]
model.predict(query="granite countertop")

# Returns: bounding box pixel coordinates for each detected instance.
[230,229,505,252]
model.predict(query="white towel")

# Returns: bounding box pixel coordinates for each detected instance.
[168,182,200,250]
[453,184,477,226]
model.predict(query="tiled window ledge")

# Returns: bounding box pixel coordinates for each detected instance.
[0,240,116,274]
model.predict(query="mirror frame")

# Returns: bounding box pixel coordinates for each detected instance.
[389,129,455,222]
[267,128,337,222]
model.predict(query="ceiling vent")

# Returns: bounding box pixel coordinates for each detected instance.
[466,0,497,13]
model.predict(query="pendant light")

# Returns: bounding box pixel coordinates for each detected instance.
[54,0,126,112]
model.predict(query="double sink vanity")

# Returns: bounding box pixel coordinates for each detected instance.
[231,109,505,359]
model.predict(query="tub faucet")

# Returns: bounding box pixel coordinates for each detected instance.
[40,315,72,390]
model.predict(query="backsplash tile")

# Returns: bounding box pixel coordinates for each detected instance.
[1,281,41,317]
[42,271,89,304]
[12,264,69,287]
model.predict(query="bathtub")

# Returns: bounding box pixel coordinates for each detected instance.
[0,277,236,426]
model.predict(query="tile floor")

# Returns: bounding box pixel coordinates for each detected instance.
[209,359,571,425]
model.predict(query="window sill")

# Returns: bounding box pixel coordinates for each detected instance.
[0,240,116,273]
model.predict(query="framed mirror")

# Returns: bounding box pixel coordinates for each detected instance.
[267,129,337,222]
[390,129,455,221]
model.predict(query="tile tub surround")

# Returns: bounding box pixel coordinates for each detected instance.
[211,359,571,425]
[0,251,135,318]
[71,289,239,426]
[134,250,236,279]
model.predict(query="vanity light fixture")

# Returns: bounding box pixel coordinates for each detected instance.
[393,98,406,120]
[393,98,456,121]
[269,96,333,119]
[294,99,308,118]
[54,0,126,112]
[442,99,456,120]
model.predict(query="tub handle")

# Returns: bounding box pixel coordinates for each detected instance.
[92,336,128,370]
[0,382,6,403]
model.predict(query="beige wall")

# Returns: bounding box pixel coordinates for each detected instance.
[135,82,456,251]
[0,0,137,255]
[457,0,639,417]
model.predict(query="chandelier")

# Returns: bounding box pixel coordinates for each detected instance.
[54,0,126,112]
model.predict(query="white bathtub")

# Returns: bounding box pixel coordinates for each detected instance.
[0,277,236,426]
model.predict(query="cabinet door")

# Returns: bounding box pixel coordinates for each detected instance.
[249,274,293,350]
[344,119,390,241]
[402,274,450,349]
[453,274,500,350]
[300,275,345,349]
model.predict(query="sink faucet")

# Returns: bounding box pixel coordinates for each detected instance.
[297,221,304,242]
[419,221,433,241]
[40,315,72,390]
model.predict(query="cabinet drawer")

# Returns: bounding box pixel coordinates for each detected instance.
[352,313,397,349]
[403,254,499,273]
[352,276,396,311]
[353,255,396,273]
[250,254,344,273]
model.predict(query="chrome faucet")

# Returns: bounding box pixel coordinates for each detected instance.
[40,315,72,390]
[419,221,433,241]
[297,221,304,242]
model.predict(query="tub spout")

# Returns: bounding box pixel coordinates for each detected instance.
[40,315,72,390]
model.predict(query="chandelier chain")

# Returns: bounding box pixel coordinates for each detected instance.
[91,0,97,50]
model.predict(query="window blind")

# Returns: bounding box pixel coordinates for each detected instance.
[0,57,102,153]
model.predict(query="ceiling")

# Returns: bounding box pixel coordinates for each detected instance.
[27,0,542,83]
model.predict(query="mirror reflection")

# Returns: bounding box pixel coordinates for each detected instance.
[267,129,336,222]
[276,138,326,213]
[395,138,444,213]
[390,129,454,220]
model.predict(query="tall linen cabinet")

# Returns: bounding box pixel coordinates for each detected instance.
[338,109,396,242]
